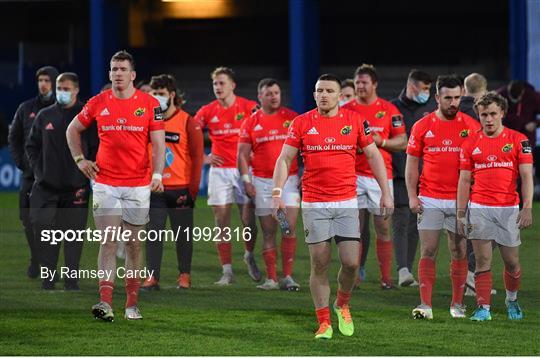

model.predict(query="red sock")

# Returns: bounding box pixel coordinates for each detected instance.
[217,242,232,265]
[475,271,492,307]
[418,258,436,307]
[281,236,296,277]
[315,306,331,325]
[336,289,352,307]
[99,280,114,305]
[262,248,277,281]
[376,239,393,283]
[504,269,521,292]
[125,278,140,308]
[244,232,256,253]
[450,258,468,305]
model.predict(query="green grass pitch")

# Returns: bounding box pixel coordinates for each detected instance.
[1,192,539,355]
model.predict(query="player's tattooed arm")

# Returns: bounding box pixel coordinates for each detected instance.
[380,133,407,152]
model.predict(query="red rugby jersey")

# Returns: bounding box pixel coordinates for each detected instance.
[76,89,164,187]
[460,127,533,206]
[285,108,373,202]
[406,111,481,199]
[195,96,257,168]
[343,98,405,179]
[238,107,299,179]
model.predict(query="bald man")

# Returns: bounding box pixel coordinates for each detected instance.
[460,73,487,120]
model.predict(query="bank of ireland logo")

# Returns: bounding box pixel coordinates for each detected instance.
[134,107,146,117]
[341,125,352,135]
[502,143,513,153]
[165,147,174,168]
[375,111,386,119]
[459,129,470,137]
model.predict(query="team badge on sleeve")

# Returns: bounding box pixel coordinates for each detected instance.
[341,125,352,135]
[391,115,404,128]
[153,106,164,121]
[134,107,146,117]
[459,129,470,137]
[521,140,532,153]
[502,143,513,153]
[362,121,371,135]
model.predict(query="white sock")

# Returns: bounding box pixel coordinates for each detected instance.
[244,250,253,258]
[222,264,232,274]
[506,290,517,302]
[481,304,491,311]
[399,267,410,276]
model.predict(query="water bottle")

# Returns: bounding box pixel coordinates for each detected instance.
[277,209,291,236]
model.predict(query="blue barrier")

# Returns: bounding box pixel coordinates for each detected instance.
[0,146,211,195]
[0,148,21,191]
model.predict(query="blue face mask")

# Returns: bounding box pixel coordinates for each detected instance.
[153,95,170,111]
[56,90,72,106]
[413,91,430,104]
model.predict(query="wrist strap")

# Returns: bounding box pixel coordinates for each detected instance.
[241,174,251,183]
[381,139,387,148]
[271,187,282,198]
[74,154,85,164]
[152,173,163,181]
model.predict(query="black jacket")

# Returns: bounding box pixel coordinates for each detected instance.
[390,88,438,180]
[8,95,56,179]
[459,96,479,120]
[25,101,98,191]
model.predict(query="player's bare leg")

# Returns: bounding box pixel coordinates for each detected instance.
[122,221,144,320]
[499,245,522,320]
[257,215,278,290]
[373,215,394,288]
[334,240,359,336]
[93,215,122,321]
[280,206,300,291]
[212,204,235,285]
[412,230,439,319]
[470,239,493,321]
[447,230,468,317]
[239,202,261,281]
[309,242,333,337]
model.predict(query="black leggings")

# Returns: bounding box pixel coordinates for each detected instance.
[146,189,194,279]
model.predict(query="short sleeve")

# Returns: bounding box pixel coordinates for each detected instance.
[76,95,99,128]
[517,134,534,164]
[459,139,473,171]
[357,118,374,148]
[388,104,406,136]
[247,99,259,114]
[284,117,302,148]
[149,97,164,131]
[194,106,207,128]
[238,116,254,144]
[406,121,424,157]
